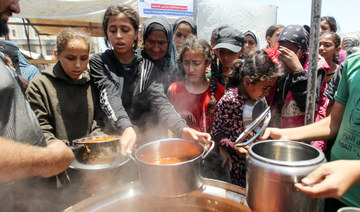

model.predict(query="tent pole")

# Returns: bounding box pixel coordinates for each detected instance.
[305,0,322,130]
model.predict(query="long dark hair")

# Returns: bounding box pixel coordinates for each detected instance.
[102,5,139,51]
[320,32,341,64]
[227,50,282,89]
[321,16,338,32]
[177,37,219,114]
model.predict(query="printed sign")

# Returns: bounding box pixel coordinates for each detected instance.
[138,0,194,18]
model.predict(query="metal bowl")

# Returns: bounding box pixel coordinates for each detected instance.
[71,136,120,165]
[242,98,268,128]
[235,99,271,147]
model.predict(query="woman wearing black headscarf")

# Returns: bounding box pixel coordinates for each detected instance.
[173,16,197,53]
[141,15,182,91]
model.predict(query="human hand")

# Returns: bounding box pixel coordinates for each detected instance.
[259,127,290,141]
[179,111,197,126]
[41,140,74,178]
[119,127,137,156]
[182,127,211,144]
[294,160,360,199]
[219,146,233,170]
[278,46,304,72]
[235,145,250,156]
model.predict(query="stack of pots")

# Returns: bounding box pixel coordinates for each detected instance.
[246,140,326,212]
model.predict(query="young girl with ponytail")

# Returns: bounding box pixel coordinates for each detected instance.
[168,37,224,133]
[211,50,283,187]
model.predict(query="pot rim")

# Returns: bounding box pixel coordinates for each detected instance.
[248,140,325,167]
[72,135,120,144]
[134,138,206,166]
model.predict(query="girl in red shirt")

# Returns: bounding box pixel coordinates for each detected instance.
[168,37,224,133]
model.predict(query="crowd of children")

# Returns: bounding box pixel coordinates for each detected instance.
[2,2,360,211]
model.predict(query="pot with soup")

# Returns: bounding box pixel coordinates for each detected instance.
[134,138,214,196]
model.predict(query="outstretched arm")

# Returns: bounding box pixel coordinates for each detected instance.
[0,138,74,184]
[295,160,360,199]
[260,101,345,142]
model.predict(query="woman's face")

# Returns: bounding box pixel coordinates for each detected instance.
[319,33,339,62]
[244,35,257,57]
[320,20,331,33]
[55,38,89,80]
[245,78,277,100]
[182,50,208,84]
[144,29,168,61]
[174,23,193,52]
[267,28,283,48]
[218,48,241,69]
[106,13,138,59]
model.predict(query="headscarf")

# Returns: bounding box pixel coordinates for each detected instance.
[142,16,180,91]
[278,25,310,51]
[143,16,172,50]
[244,29,261,50]
[173,17,197,35]
[343,36,360,49]
[0,40,20,74]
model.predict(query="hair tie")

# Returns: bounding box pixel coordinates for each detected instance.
[264,42,280,64]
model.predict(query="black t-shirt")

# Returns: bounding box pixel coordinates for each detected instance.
[324,63,344,101]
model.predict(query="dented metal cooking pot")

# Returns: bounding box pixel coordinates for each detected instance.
[246,140,326,212]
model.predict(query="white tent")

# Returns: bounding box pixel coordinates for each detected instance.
[17,0,137,23]
[14,0,277,46]
[197,0,277,47]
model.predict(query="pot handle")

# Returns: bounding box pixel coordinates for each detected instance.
[235,108,271,147]
[69,145,85,154]
[202,140,215,159]
[126,149,137,163]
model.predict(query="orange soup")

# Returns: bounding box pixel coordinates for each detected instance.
[78,136,118,143]
[151,157,182,164]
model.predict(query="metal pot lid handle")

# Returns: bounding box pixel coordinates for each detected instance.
[235,107,271,147]
[202,140,215,159]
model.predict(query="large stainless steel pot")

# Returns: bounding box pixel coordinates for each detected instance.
[246,140,326,212]
[134,138,214,196]
[64,179,251,212]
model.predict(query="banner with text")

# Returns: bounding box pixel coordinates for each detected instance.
[138,0,194,18]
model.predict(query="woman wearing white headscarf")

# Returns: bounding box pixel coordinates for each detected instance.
[243,30,261,57]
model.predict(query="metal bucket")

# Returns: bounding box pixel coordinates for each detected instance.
[246,140,326,212]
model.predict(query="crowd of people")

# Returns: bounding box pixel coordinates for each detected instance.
[1,0,360,211]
